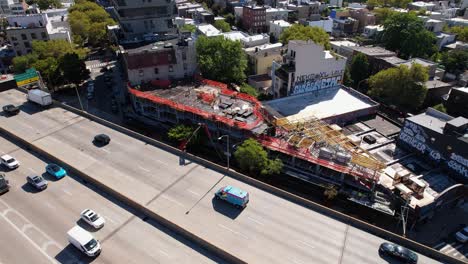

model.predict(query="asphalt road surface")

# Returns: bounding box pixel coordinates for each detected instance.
[0,136,220,264]
[0,89,442,264]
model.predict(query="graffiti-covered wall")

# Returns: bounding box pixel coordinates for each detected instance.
[292,70,344,95]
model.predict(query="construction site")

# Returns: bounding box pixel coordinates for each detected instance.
[127,79,419,216]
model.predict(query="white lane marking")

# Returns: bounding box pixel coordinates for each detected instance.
[41,240,59,251]
[161,195,184,207]
[297,240,315,249]
[63,189,72,196]
[188,190,199,196]
[159,249,169,257]
[28,168,37,173]
[2,208,15,217]
[218,224,249,240]
[444,244,463,254]
[247,216,264,226]
[138,166,150,172]
[0,211,59,264]
[103,215,115,224]
[21,223,34,232]
[440,243,455,252]
[100,148,110,154]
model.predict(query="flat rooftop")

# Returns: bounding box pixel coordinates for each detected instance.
[264,86,377,122]
[352,46,396,57]
[407,108,453,134]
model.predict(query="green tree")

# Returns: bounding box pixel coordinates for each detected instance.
[34,0,62,10]
[368,64,429,112]
[440,50,468,75]
[280,24,331,49]
[446,26,468,42]
[381,12,437,59]
[432,103,447,113]
[168,125,195,142]
[196,36,247,84]
[224,13,235,26]
[180,24,196,33]
[366,0,411,8]
[350,53,369,88]
[343,67,353,87]
[240,83,259,97]
[12,54,37,73]
[234,139,283,176]
[69,0,116,47]
[324,184,338,200]
[213,20,231,32]
[60,53,90,85]
[373,8,396,23]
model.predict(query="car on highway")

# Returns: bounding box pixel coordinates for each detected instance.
[2,104,20,115]
[379,242,418,263]
[93,134,110,145]
[80,209,105,229]
[1,154,20,169]
[215,185,249,209]
[455,226,468,243]
[0,173,10,194]
[45,163,66,179]
[26,175,48,190]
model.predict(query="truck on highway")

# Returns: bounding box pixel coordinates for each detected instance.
[0,173,10,194]
[27,89,52,106]
[67,226,101,257]
[215,185,249,208]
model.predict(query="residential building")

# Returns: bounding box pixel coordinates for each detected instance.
[306,17,333,33]
[120,35,197,86]
[245,42,283,75]
[409,1,436,11]
[362,25,383,38]
[349,46,396,74]
[285,0,320,20]
[436,32,456,50]
[5,11,71,56]
[425,19,444,33]
[446,17,468,27]
[0,45,15,74]
[243,5,267,34]
[109,0,176,40]
[348,8,375,32]
[329,0,343,7]
[269,20,291,41]
[222,31,269,47]
[330,40,358,58]
[397,108,468,183]
[271,40,346,98]
[265,7,289,29]
[196,24,221,37]
[332,17,358,37]
[0,0,28,15]
[446,87,468,118]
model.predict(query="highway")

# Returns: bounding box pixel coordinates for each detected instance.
[0,136,220,264]
[0,89,442,264]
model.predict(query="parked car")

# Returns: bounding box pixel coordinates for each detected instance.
[93,134,110,145]
[27,175,48,190]
[45,163,66,179]
[2,104,20,115]
[379,242,418,263]
[214,185,249,208]
[0,173,10,194]
[80,209,105,229]
[1,154,20,169]
[455,226,468,243]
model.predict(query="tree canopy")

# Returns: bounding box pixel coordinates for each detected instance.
[381,12,436,59]
[168,125,195,142]
[280,24,331,50]
[373,8,396,23]
[32,0,62,10]
[12,40,88,87]
[350,53,370,88]
[196,36,247,84]
[69,0,116,46]
[234,139,283,177]
[368,64,429,112]
[213,20,231,32]
[60,53,90,85]
[366,0,411,8]
[440,50,468,75]
[240,83,259,97]
[446,26,468,42]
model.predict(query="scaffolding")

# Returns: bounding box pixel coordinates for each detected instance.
[259,116,386,184]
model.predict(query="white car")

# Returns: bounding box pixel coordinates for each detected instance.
[455,226,468,243]
[80,209,105,229]
[0,154,19,169]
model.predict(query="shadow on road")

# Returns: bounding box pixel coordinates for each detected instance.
[55,244,97,264]
[378,251,410,264]
[19,102,48,115]
[211,197,243,220]
[21,182,41,194]
[76,219,100,233]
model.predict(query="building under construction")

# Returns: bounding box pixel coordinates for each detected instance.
[128,79,396,214]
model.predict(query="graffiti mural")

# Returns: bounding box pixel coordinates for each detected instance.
[291,70,344,95]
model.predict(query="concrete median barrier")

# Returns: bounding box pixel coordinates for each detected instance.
[6,87,464,264]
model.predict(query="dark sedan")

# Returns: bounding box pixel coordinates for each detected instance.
[2,104,20,115]
[379,242,418,263]
[93,134,110,145]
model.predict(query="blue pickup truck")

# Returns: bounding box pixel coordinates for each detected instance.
[215,186,249,208]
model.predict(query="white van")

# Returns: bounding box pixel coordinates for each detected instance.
[67,226,101,257]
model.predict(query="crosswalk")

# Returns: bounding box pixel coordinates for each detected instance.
[434,241,467,262]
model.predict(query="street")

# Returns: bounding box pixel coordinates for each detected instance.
[0,136,220,264]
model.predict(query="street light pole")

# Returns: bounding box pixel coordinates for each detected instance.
[74,85,85,111]
[218,135,230,170]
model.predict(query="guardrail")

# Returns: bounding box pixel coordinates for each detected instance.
[6,87,464,264]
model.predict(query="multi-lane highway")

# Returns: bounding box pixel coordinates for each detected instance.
[0,136,220,264]
[0,88,442,263]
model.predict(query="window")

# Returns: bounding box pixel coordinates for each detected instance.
[30,33,37,39]
[21,34,27,40]
[154,67,159,74]
[169,66,173,72]
[24,42,30,48]
[11,36,17,41]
